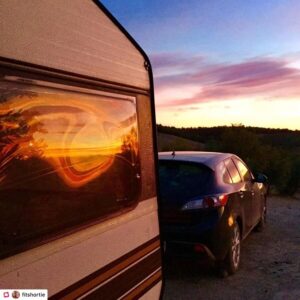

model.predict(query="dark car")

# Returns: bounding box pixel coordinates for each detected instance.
[159,151,268,275]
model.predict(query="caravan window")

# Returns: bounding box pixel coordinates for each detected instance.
[0,79,141,257]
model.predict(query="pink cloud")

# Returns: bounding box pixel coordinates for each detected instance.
[153,54,300,107]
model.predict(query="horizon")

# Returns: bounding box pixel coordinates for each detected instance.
[101,1,300,130]
[157,123,300,132]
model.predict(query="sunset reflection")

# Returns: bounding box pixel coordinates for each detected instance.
[0,83,138,188]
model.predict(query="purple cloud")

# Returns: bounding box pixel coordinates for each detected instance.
[153,53,300,107]
[209,60,297,87]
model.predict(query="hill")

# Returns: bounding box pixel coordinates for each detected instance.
[157,132,204,152]
[157,124,300,151]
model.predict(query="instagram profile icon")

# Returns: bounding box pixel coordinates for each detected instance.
[12,290,20,299]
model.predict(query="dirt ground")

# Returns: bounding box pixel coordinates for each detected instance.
[162,196,300,300]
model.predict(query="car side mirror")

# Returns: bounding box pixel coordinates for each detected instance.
[254,173,268,183]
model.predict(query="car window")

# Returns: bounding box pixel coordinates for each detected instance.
[233,158,252,182]
[159,161,214,204]
[224,158,242,183]
[218,161,232,184]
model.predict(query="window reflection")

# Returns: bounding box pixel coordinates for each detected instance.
[0,81,140,257]
[0,82,139,188]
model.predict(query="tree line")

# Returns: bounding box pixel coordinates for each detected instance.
[157,124,300,195]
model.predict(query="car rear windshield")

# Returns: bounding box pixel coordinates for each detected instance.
[159,160,214,205]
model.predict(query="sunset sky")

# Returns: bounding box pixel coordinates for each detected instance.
[101,0,300,130]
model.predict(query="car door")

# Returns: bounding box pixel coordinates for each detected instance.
[233,158,261,226]
[224,158,253,235]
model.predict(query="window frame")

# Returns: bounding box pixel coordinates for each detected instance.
[0,69,144,259]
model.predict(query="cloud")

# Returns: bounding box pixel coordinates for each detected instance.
[176,106,201,112]
[210,60,298,87]
[153,53,300,107]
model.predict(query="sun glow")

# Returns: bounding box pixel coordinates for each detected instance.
[156,97,300,130]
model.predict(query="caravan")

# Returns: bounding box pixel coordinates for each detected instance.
[0,1,162,298]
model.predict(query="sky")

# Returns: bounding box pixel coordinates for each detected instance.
[101,0,300,130]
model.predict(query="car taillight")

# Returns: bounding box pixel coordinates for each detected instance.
[194,244,205,253]
[203,194,228,208]
[202,197,215,208]
[218,194,228,206]
[182,194,228,210]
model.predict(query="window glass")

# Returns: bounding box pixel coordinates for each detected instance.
[233,158,252,182]
[0,80,140,257]
[224,158,242,183]
[159,161,214,205]
[219,162,232,184]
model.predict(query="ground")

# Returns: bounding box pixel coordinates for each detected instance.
[163,196,300,300]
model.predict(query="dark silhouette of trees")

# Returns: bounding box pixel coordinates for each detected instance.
[0,98,47,185]
[120,126,139,164]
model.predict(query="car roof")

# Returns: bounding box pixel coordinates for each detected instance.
[158,151,235,171]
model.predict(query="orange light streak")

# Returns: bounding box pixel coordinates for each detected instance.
[0,89,137,188]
